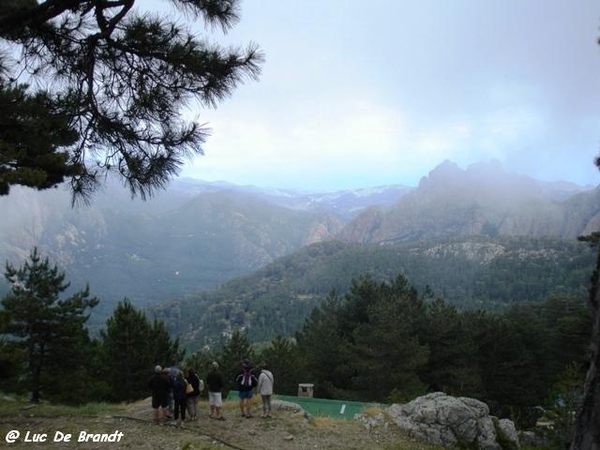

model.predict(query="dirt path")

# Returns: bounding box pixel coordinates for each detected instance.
[0,398,436,450]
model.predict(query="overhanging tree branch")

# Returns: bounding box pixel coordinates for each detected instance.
[0,0,263,202]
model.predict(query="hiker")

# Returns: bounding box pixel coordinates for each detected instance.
[257,363,274,418]
[186,368,203,421]
[172,370,187,426]
[148,365,170,423]
[162,367,174,419]
[236,358,258,418]
[206,361,225,420]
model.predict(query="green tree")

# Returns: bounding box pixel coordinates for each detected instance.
[150,318,185,371]
[0,309,27,392]
[420,299,482,397]
[0,0,263,201]
[259,335,301,395]
[0,84,80,195]
[101,299,183,401]
[219,329,255,395]
[351,275,429,401]
[295,291,356,398]
[571,232,600,450]
[185,348,220,390]
[1,247,98,402]
[545,362,586,450]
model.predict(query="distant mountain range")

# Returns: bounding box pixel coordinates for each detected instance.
[338,160,600,244]
[0,160,598,332]
[0,174,411,319]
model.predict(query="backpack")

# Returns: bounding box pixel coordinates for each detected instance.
[240,369,256,388]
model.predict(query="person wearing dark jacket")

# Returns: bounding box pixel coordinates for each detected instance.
[186,368,203,421]
[172,371,187,426]
[148,365,171,423]
[235,359,258,418]
[206,361,225,420]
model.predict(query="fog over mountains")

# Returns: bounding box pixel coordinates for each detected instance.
[1,160,598,325]
[339,160,600,244]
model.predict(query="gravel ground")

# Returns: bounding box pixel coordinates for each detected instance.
[0,397,438,450]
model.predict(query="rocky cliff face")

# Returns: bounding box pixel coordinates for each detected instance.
[337,160,598,244]
[0,184,346,304]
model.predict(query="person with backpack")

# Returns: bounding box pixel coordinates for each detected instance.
[235,358,258,418]
[256,363,274,418]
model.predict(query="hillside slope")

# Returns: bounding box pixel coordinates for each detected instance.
[154,236,593,347]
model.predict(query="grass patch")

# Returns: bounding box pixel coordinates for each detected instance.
[361,406,386,417]
[312,415,342,429]
[0,394,128,418]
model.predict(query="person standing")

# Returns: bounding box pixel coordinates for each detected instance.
[186,368,203,421]
[206,361,225,420]
[256,363,274,418]
[148,365,170,424]
[163,367,175,419]
[236,359,258,418]
[172,371,187,426]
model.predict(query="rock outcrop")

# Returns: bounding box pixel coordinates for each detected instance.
[387,392,520,449]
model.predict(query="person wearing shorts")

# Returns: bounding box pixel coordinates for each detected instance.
[236,359,258,418]
[148,365,171,423]
[206,361,225,420]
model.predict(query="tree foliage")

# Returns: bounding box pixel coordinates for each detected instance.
[294,274,592,426]
[1,247,98,403]
[0,0,263,201]
[100,298,184,401]
[570,233,600,449]
[165,236,593,347]
[258,335,301,395]
[219,329,255,395]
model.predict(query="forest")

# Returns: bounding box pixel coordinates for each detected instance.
[153,236,594,346]
[0,248,592,443]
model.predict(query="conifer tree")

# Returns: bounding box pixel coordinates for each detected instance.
[420,298,482,397]
[351,275,430,401]
[0,0,263,201]
[1,247,98,402]
[101,298,183,401]
[259,335,300,395]
[295,291,355,398]
[219,329,255,393]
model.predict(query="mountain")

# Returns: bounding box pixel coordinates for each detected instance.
[0,179,407,321]
[1,160,597,333]
[336,160,598,244]
[153,236,594,347]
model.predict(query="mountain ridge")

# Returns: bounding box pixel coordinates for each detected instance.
[336,160,599,244]
[0,160,597,330]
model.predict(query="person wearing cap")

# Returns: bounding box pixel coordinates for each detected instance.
[206,361,225,420]
[148,365,171,423]
[235,359,258,418]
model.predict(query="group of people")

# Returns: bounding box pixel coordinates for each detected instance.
[148,359,274,425]
[148,365,204,424]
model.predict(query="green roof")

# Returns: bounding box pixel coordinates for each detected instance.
[228,391,385,420]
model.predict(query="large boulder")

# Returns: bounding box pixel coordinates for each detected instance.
[387,392,519,449]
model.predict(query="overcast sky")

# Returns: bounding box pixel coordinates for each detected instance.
[152,0,600,190]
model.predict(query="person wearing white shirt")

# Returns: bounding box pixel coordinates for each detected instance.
[256,363,274,418]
